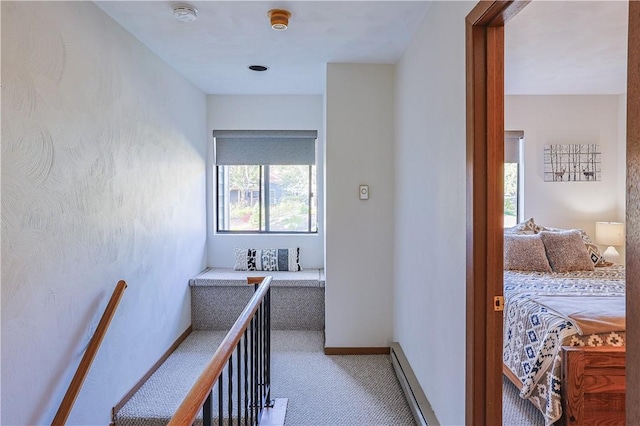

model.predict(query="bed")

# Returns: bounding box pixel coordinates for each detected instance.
[502,219,626,425]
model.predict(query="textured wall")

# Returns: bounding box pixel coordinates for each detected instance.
[1,2,207,424]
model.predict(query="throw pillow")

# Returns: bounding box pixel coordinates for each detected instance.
[504,217,541,235]
[539,230,595,273]
[537,225,605,266]
[234,247,302,271]
[504,234,552,272]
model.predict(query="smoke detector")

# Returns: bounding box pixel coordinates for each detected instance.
[173,4,198,22]
[268,9,291,31]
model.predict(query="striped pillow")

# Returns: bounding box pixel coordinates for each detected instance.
[234,247,302,272]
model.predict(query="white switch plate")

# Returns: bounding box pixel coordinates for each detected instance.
[359,185,369,200]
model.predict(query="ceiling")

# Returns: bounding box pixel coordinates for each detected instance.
[505,1,628,95]
[95,1,432,95]
[95,1,629,96]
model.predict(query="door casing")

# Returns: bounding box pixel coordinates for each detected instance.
[465,1,640,424]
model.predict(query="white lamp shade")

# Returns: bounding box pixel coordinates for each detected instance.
[595,222,625,246]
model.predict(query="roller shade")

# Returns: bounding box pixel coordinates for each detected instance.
[505,130,523,163]
[214,130,317,165]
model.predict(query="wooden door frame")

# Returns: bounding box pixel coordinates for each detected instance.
[465,3,529,424]
[625,2,639,423]
[465,1,640,425]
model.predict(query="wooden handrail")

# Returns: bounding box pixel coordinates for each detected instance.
[52,280,127,426]
[168,276,272,426]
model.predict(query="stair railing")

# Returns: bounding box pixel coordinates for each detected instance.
[52,280,128,426]
[169,276,272,426]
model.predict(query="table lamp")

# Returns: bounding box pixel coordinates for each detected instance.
[595,221,624,263]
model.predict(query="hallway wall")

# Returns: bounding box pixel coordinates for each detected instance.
[1,2,207,424]
[324,63,395,348]
[393,2,475,424]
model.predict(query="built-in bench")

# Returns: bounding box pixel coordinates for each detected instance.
[189,268,325,331]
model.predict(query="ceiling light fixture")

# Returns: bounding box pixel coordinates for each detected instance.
[248,65,269,72]
[268,9,291,31]
[173,4,198,22]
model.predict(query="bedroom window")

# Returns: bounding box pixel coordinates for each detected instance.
[504,131,523,227]
[214,130,318,234]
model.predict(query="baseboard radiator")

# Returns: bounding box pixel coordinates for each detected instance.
[390,342,439,426]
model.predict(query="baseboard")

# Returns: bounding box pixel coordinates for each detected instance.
[111,325,192,420]
[390,342,439,426]
[324,346,390,355]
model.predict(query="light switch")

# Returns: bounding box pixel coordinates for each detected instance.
[359,185,369,200]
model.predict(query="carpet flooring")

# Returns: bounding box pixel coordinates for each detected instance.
[502,376,545,426]
[115,329,545,426]
[115,330,414,426]
[270,331,415,425]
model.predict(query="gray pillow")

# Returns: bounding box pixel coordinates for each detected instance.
[539,230,595,273]
[504,234,552,272]
[537,225,606,266]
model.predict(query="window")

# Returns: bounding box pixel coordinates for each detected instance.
[214,130,318,233]
[504,131,523,227]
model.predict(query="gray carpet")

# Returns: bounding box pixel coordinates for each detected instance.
[502,376,545,426]
[270,331,415,426]
[191,287,325,331]
[115,329,544,426]
[115,330,415,426]
[115,331,228,426]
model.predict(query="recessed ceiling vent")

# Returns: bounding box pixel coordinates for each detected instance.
[173,4,198,22]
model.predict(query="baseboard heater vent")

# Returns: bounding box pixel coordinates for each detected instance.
[390,342,439,426]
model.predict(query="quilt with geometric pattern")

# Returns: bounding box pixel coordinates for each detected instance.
[503,266,625,425]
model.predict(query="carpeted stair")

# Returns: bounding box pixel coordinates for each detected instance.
[114,271,342,426]
[113,271,542,426]
[114,330,416,426]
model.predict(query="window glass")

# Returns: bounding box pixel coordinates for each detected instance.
[504,132,523,227]
[217,165,317,233]
[504,162,518,227]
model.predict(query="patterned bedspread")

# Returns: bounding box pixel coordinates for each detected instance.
[503,266,625,425]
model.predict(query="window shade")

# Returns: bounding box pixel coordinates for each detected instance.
[214,130,317,165]
[505,130,523,163]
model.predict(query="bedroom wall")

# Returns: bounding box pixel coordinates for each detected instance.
[325,63,395,348]
[1,2,207,425]
[393,2,474,425]
[505,95,626,259]
[207,95,324,269]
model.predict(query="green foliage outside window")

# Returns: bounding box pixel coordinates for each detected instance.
[219,165,316,233]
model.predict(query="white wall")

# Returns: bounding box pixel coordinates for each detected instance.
[325,63,395,348]
[207,95,324,269]
[1,2,207,425]
[393,2,474,425]
[505,95,626,256]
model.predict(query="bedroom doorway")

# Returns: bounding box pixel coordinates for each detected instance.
[465,1,640,425]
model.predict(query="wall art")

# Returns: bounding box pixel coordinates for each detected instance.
[543,144,601,182]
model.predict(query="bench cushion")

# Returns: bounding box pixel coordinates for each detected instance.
[189,267,325,288]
